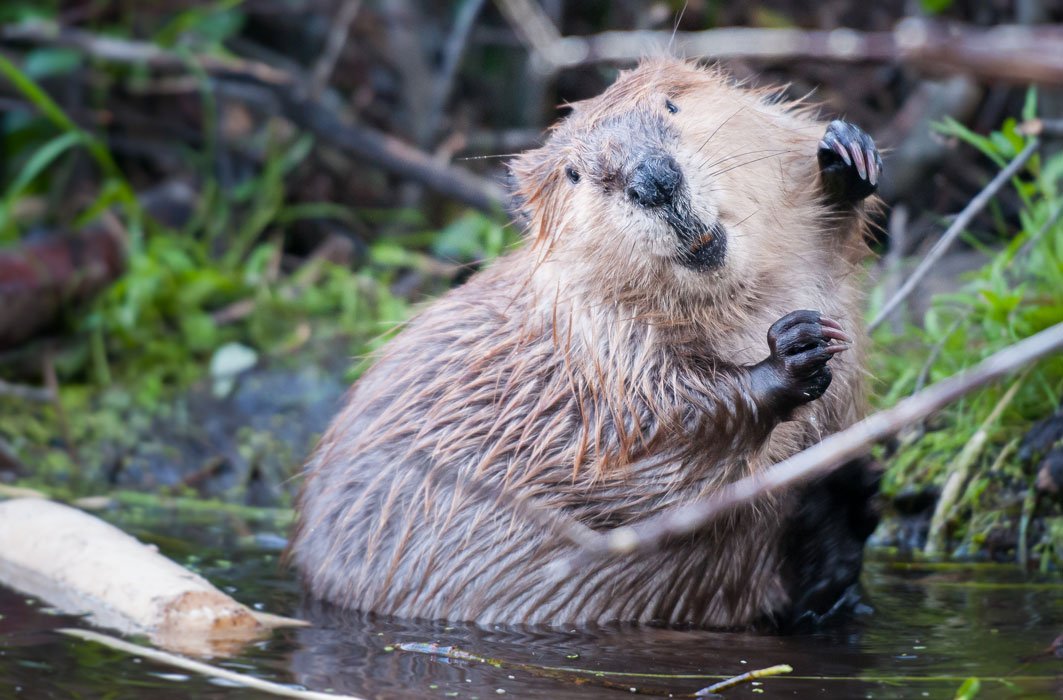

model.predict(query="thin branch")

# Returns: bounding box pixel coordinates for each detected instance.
[493,0,562,60]
[493,13,1063,85]
[1,20,291,84]
[560,322,1063,567]
[699,664,793,695]
[867,138,1040,333]
[307,0,363,101]
[1028,117,1063,136]
[426,0,488,142]
[60,629,366,700]
[271,88,507,212]
[1016,203,1063,260]
[0,378,54,402]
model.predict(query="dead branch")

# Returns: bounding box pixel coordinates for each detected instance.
[1,20,507,213]
[0,378,54,402]
[61,629,364,700]
[493,8,1063,85]
[867,137,1040,333]
[272,88,507,212]
[1,20,291,84]
[426,0,488,143]
[307,0,363,101]
[560,322,1063,567]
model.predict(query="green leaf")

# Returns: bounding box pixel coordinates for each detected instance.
[155,0,247,47]
[0,130,84,237]
[0,50,141,229]
[954,677,981,699]
[1021,86,1038,122]
[934,117,1006,168]
[921,0,954,14]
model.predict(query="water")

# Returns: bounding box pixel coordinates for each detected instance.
[0,510,1060,699]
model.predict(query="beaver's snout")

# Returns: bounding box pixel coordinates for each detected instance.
[627,154,682,208]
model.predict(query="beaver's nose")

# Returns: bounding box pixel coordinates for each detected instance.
[627,155,682,208]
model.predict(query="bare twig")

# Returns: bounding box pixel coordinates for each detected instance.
[912,312,971,396]
[492,12,1063,85]
[0,378,54,402]
[307,0,363,101]
[1028,117,1063,136]
[272,89,506,211]
[426,0,488,142]
[60,629,365,700]
[698,664,793,695]
[867,138,1040,333]
[561,322,1063,566]
[881,204,909,335]
[493,0,562,64]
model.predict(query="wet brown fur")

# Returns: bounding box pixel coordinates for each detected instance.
[291,59,874,627]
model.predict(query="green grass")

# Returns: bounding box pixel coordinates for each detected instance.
[869,94,1063,564]
[0,26,514,496]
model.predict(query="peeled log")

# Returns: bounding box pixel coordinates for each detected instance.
[0,498,303,655]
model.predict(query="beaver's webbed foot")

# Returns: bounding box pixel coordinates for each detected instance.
[748,310,850,419]
[818,120,881,205]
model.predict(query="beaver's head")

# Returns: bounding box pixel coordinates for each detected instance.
[510,59,822,305]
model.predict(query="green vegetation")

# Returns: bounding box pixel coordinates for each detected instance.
[0,36,514,497]
[869,94,1063,565]
[0,4,1059,565]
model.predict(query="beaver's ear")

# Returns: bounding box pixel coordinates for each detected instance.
[507,146,563,237]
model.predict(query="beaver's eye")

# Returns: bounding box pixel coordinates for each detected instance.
[565,166,581,184]
[665,99,679,114]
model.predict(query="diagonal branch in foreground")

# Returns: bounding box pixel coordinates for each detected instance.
[558,321,1063,570]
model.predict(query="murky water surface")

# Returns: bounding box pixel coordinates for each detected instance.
[1,510,1060,699]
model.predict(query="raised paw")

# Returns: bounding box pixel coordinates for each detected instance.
[753,310,851,416]
[818,120,881,205]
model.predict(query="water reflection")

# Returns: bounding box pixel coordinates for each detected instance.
[1,538,1060,699]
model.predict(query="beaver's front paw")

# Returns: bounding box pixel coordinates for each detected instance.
[752,310,850,416]
[818,120,881,205]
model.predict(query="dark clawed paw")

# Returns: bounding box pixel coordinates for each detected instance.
[818,120,881,205]
[766,309,851,407]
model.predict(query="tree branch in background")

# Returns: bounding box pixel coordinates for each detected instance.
[558,322,1063,570]
[491,3,1063,85]
[1,20,291,84]
[0,20,507,213]
[426,0,488,143]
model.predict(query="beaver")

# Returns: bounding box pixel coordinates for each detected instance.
[291,58,882,629]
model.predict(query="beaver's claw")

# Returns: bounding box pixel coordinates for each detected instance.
[818,120,881,205]
[750,310,851,418]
